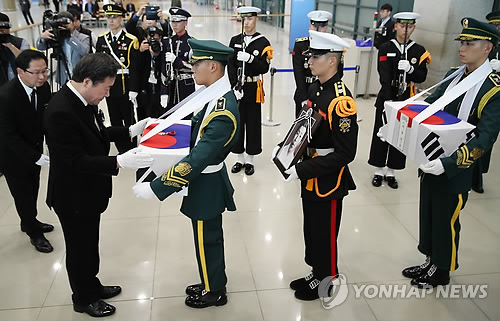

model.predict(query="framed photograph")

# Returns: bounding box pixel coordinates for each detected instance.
[273,106,322,178]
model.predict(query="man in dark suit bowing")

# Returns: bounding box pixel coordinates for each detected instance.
[44,53,153,317]
[0,49,53,253]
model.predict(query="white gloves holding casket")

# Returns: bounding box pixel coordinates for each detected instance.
[398,60,414,74]
[237,51,254,63]
[490,59,500,72]
[284,165,298,182]
[133,182,156,200]
[419,159,445,176]
[128,91,138,107]
[160,94,169,108]
[129,117,152,137]
[165,52,176,63]
[117,147,153,169]
[36,154,50,167]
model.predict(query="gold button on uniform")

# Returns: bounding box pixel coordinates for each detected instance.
[316,92,320,96]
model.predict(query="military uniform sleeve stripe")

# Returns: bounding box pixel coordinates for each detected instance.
[478,86,500,119]
[419,50,432,65]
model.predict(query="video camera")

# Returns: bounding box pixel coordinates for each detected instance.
[42,10,71,48]
[147,26,162,54]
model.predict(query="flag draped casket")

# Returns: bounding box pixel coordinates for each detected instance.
[138,120,191,177]
[379,101,475,166]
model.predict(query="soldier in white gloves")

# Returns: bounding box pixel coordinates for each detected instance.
[44,53,153,318]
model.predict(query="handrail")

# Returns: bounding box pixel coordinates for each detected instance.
[10,22,42,33]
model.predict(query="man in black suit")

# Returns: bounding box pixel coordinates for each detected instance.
[84,0,98,17]
[0,50,54,253]
[44,53,153,317]
[374,3,395,50]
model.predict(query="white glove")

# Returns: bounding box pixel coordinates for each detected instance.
[128,91,138,107]
[129,117,152,137]
[284,165,298,182]
[398,60,414,74]
[133,182,156,200]
[160,94,169,108]
[233,89,244,100]
[165,52,176,63]
[376,129,386,142]
[419,159,445,176]
[490,59,500,72]
[237,51,254,63]
[301,100,308,108]
[35,154,50,167]
[271,145,280,162]
[116,147,154,169]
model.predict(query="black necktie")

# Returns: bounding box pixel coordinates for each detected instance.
[113,36,117,43]
[90,105,101,131]
[31,89,36,110]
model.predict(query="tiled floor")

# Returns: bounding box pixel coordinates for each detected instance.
[1,1,499,320]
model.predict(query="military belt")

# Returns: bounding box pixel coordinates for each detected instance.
[117,69,129,75]
[176,73,193,80]
[307,147,335,157]
[244,76,260,83]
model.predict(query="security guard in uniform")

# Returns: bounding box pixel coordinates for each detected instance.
[401,18,500,288]
[228,6,273,176]
[472,10,500,193]
[96,4,140,153]
[368,12,430,189]
[134,39,239,308]
[292,10,332,117]
[160,7,195,111]
[281,31,358,301]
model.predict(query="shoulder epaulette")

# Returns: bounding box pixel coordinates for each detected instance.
[215,97,226,111]
[99,31,110,37]
[125,33,138,41]
[296,37,309,42]
[488,73,500,87]
[334,81,346,96]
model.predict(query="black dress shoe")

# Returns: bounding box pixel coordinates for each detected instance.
[402,257,431,279]
[472,185,484,193]
[411,264,450,288]
[185,283,204,296]
[100,285,122,299]
[290,272,314,291]
[372,175,383,187]
[185,289,227,308]
[21,222,54,233]
[73,299,116,317]
[294,279,321,301]
[385,176,398,189]
[30,235,53,253]
[231,162,243,173]
[244,163,255,175]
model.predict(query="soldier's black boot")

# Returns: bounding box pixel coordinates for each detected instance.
[294,278,321,301]
[231,162,243,173]
[372,175,383,187]
[385,176,398,189]
[185,289,227,308]
[185,283,204,296]
[411,264,450,288]
[289,272,314,291]
[402,256,431,279]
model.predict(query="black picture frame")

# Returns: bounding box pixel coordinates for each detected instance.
[273,106,322,178]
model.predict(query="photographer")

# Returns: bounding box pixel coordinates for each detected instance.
[136,26,163,119]
[0,13,30,86]
[125,5,170,43]
[36,11,89,86]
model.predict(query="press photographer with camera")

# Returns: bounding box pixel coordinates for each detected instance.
[36,10,89,87]
[0,13,31,86]
[68,8,95,53]
[125,5,170,43]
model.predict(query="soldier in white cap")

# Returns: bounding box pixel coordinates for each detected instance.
[292,10,333,117]
[228,6,273,176]
[278,30,358,301]
[368,12,430,189]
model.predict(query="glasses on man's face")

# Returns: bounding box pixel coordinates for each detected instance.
[25,68,50,76]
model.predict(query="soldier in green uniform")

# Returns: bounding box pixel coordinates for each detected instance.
[292,10,332,117]
[402,18,500,288]
[133,39,238,308]
[471,10,500,193]
[96,4,140,153]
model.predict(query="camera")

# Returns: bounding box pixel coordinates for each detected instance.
[147,27,162,54]
[42,10,71,48]
[146,5,160,20]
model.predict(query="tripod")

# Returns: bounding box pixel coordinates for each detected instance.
[47,44,71,93]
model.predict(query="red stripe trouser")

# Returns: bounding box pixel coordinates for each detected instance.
[301,198,343,280]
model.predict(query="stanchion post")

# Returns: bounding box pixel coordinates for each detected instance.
[262,67,281,127]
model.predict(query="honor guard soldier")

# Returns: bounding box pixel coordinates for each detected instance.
[134,39,239,308]
[292,10,332,117]
[96,4,140,153]
[472,10,500,193]
[228,6,273,175]
[160,7,195,111]
[279,31,358,301]
[368,12,430,189]
[401,18,500,288]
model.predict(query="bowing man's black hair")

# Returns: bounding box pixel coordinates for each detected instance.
[72,53,120,85]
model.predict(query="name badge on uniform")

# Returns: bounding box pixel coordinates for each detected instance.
[387,53,397,57]
[234,44,242,48]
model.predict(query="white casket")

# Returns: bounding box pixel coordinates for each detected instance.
[138,120,191,195]
[379,101,475,166]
